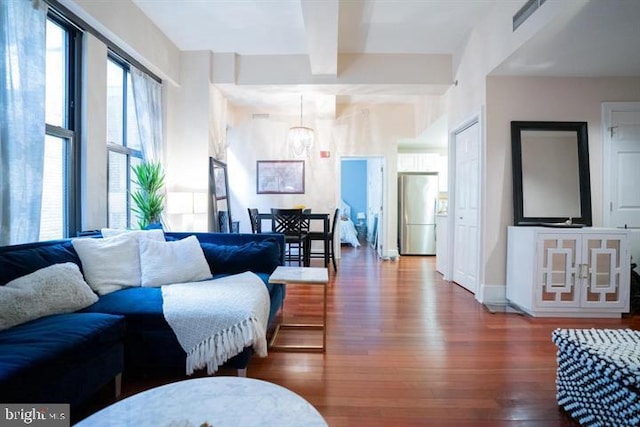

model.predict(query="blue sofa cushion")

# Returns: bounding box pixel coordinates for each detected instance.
[0,241,81,286]
[0,313,125,391]
[201,238,281,275]
[82,287,166,329]
[82,272,276,331]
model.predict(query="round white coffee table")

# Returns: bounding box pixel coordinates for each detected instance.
[75,377,327,427]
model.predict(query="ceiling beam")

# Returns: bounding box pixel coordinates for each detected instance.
[300,0,339,76]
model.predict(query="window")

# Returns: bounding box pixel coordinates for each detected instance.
[42,14,80,240]
[107,56,142,228]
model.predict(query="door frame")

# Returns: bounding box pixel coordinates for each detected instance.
[447,110,484,300]
[601,101,640,227]
[338,155,386,258]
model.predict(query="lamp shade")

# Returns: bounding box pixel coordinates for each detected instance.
[288,126,314,156]
[289,95,314,156]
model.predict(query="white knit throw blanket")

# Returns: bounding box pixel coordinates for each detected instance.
[161,272,270,375]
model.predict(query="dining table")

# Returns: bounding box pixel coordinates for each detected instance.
[257,212,331,268]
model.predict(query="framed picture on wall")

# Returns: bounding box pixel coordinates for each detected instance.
[256,160,305,194]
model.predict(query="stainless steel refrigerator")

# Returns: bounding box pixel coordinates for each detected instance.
[398,172,438,255]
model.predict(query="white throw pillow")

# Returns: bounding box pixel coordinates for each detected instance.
[139,235,212,287]
[0,263,98,331]
[101,228,165,241]
[72,233,143,295]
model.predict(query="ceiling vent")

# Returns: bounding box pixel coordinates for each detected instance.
[252,113,270,119]
[513,0,547,31]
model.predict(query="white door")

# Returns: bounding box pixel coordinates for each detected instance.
[452,120,480,293]
[603,103,640,228]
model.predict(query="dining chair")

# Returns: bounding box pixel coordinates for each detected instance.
[218,210,230,232]
[306,208,339,271]
[247,208,261,233]
[271,208,308,266]
[301,208,312,233]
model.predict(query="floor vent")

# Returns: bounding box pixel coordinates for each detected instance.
[513,0,547,31]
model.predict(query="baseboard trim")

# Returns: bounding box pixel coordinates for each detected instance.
[382,249,400,260]
[479,283,507,305]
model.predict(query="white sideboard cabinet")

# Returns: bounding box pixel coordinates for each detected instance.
[506,226,630,318]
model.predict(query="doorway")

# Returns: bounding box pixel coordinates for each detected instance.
[340,156,384,258]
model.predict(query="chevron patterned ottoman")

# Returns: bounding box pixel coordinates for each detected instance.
[552,328,640,427]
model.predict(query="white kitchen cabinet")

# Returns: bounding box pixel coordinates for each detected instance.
[506,226,630,318]
[397,153,448,192]
[397,153,418,172]
[397,153,440,172]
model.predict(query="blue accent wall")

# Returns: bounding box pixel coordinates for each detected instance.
[341,160,367,223]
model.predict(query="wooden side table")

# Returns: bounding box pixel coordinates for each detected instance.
[268,266,329,352]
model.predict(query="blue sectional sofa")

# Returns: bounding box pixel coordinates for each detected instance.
[0,232,286,408]
[0,312,126,408]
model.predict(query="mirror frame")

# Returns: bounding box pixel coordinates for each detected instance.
[511,121,592,227]
[208,157,232,232]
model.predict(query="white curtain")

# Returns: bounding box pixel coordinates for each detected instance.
[0,0,48,245]
[131,66,164,164]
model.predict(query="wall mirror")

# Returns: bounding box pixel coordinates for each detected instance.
[511,121,592,227]
[208,157,232,232]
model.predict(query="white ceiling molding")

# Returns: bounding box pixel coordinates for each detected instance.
[126,0,640,115]
[211,53,451,87]
[300,0,339,76]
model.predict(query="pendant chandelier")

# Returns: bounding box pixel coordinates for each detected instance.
[288,95,314,157]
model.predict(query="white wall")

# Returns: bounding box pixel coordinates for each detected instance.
[60,0,180,84]
[164,51,212,231]
[484,76,640,290]
[443,0,606,301]
[226,104,414,259]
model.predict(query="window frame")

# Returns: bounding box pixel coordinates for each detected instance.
[44,10,82,238]
[106,54,143,228]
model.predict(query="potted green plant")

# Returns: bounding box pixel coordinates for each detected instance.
[131,161,165,229]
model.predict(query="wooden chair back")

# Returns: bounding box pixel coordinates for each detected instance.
[247,208,261,233]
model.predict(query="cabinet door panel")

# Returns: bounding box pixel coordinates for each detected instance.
[581,236,626,308]
[537,236,580,307]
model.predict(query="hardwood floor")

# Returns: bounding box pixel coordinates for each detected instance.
[76,243,639,426]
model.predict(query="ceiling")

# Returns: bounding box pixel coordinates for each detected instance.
[494,0,640,77]
[129,0,640,147]
[131,0,497,56]
[131,0,501,110]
